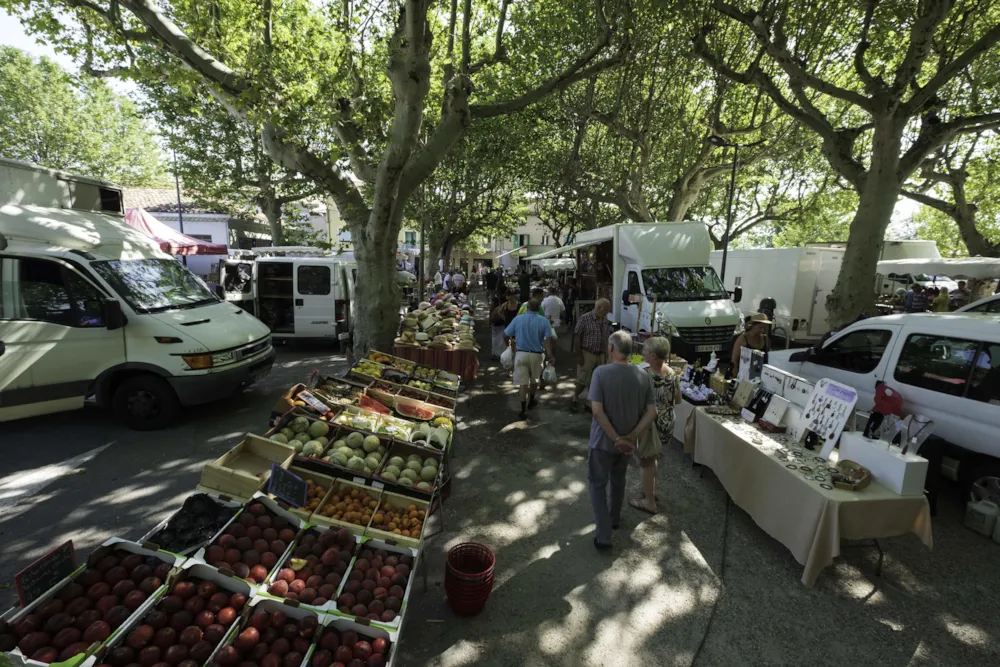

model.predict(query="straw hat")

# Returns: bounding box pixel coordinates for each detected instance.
[749,313,773,326]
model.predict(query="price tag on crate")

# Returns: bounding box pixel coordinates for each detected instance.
[268,465,308,507]
[15,540,77,606]
[297,390,332,415]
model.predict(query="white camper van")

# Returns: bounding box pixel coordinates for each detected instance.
[0,158,274,429]
[531,222,742,359]
[218,248,356,341]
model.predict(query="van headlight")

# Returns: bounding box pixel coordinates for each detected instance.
[182,352,235,370]
[212,351,235,366]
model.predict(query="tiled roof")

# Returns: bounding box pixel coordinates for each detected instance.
[122,188,226,215]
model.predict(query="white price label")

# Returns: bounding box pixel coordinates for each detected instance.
[297,390,331,414]
[352,476,366,485]
[371,481,385,490]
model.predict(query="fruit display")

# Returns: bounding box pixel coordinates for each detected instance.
[146,494,238,555]
[377,451,438,491]
[406,379,432,391]
[411,366,436,382]
[366,352,392,365]
[371,380,397,394]
[376,415,413,440]
[313,483,381,530]
[380,368,409,384]
[409,423,449,451]
[213,605,322,667]
[432,416,453,432]
[333,410,379,434]
[112,573,248,667]
[320,431,387,475]
[368,498,426,539]
[434,376,460,392]
[350,361,384,380]
[423,392,456,410]
[296,478,330,519]
[394,403,434,421]
[264,527,356,605]
[314,624,392,667]
[334,544,415,624]
[200,499,298,584]
[271,416,330,457]
[0,548,172,664]
[389,358,415,374]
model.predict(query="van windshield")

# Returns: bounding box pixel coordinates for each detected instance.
[641,267,728,301]
[93,259,219,313]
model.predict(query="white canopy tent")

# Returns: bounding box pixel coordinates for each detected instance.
[876,257,1000,280]
[531,257,576,272]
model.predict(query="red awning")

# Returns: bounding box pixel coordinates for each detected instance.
[124,207,228,255]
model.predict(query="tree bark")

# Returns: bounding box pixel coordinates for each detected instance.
[260,196,285,246]
[351,229,402,353]
[825,122,902,327]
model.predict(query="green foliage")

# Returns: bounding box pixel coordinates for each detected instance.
[0,45,164,185]
[911,207,972,258]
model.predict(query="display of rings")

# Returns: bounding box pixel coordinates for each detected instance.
[791,451,804,458]
[814,457,826,463]
[780,448,791,454]
[800,465,813,473]
[786,464,798,470]
[814,475,826,482]
[821,484,833,490]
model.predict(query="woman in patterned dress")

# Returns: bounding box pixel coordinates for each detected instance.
[631,336,681,515]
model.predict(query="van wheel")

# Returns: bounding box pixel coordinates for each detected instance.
[960,458,1000,504]
[112,375,180,430]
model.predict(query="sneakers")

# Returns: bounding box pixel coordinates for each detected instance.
[527,397,538,410]
[518,410,528,420]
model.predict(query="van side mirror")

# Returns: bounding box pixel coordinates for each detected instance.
[789,349,811,362]
[214,284,225,298]
[103,299,125,330]
[732,286,743,303]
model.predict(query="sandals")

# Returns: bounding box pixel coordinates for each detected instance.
[629,498,657,515]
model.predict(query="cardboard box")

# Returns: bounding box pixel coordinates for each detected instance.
[96,560,253,667]
[363,491,429,550]
[328,537,418,636]
[257,527,362,614]
[138,492,243,558]
[205,596,323,667]
[839,432,929,496]
[198,434,295,501]
[320,611,398,664]
[309,479,382,537]
[2,539,180,667]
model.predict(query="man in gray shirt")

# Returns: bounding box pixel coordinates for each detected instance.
[587,330,657,550]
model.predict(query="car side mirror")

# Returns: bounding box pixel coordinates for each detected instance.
[732,286,743,303]
[214,284,225,298]
[103,299,125,330]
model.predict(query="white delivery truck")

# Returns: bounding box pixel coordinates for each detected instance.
[0,158,275,429]
[532,222,743,360]
[218,248,356,343]
[710,241,946,344]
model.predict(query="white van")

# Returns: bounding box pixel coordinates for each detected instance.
[767,313,1000,500]
[0,159,274,429]
[219,249,356,341]
[531,222,743,360]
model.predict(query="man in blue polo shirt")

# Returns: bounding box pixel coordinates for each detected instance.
[504,299,556,420]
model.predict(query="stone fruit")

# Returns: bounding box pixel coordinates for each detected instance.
[369,499,424,540]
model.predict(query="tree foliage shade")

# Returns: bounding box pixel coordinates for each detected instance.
[0,45,164,185]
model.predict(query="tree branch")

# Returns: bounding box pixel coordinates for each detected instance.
[332,100,377,184]
[907,22,1000,113]
[891,0,952,95]
[854,0,881,93]
[470,0,510,73]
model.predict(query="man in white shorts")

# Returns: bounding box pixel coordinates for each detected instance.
[504,298,556,420]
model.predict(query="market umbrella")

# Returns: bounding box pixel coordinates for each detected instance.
[124,207,228,255]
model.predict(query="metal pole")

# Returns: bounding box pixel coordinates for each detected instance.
[720,145,738,283]
[172,149,187,266]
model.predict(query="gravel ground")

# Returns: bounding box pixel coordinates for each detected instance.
[395,311,1000,667]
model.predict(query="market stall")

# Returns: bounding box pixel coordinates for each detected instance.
[0,349,464,667]
[392,293,479,380]
[692,409,932,586]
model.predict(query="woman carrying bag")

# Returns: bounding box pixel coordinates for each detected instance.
[631,336,681,515]
[491,289,520,360]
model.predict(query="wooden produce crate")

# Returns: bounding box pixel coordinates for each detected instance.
[205,594,325,667]
[258,526,362,614]
[363,492,429,550]
[309,480,382,538]
[319,613,399,664]
[374,441,443,499]
[330,538,418,636]
[198,435,294,502]
[273,466,341,524]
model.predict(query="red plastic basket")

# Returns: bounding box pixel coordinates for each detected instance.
[444,542,496,615]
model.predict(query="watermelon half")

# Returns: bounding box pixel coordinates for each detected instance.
[396,403,435,421]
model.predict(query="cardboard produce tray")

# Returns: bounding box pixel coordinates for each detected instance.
[198,434,294,502]
[1,538,181,667]
[138,492,243,558]
[320,608,399,665]
[363,491,429,550]
[257,526,362,614]
[329,537,418,636]
[205,596,324,667]
[373,441,443,499]
[308,479,382,538]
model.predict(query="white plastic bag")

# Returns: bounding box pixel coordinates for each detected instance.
[542,363,557,384]
[500,345,514,370]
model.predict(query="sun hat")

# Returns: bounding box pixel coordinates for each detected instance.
[749,313,773,326]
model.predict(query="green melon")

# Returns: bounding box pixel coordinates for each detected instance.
[384,465,402,478]
[270,433,289,444]
[389,456,405,467]
[381,471,398,482]
[405,460,422,472]
[346,456,365,470]
[363,435,381,453]
[346,431,365,449]
[400,468,419,482]
[308,421,330,438]
[420,466,437,482]
[290,416,310,434]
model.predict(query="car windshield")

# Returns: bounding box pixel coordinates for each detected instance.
[641,267,728,301]
[93,259,219,313]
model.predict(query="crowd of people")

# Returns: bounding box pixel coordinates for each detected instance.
[897,280,973,312]
[485,268,682,549]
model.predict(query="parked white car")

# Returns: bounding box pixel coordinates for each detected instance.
[956,293,1000,314]
[767,313,1000,501]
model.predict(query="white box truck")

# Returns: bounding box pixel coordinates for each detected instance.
[710,241,947,344]
[0,158,275,429]
[532,222,743,360]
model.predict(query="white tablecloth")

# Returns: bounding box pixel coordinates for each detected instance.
[692,409,933,586]
[672,398,696,443]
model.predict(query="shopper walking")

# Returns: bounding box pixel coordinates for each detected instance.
[932,286,951,312]
[587,331,657,550]
[630,336,681,515]
[541,286,566,328]
[491,290,520,360]
[904,284,927,312]
[504,299,556,420]
[571,299,612,412]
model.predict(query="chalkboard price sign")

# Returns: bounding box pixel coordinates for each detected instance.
[15,540,77,607]
[268,464,307,507]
